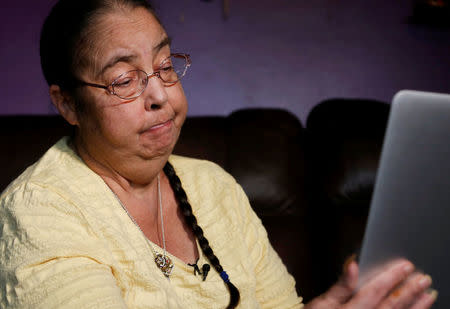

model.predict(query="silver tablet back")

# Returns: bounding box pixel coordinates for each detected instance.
[359,90,450,308]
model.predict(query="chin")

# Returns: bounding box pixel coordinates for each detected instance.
[140,129,180,159]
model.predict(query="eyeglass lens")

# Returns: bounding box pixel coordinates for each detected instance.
[112,54,188,99]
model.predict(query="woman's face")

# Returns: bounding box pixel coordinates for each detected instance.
[74,7,188,163]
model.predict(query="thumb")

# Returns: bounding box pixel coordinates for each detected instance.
[324,255,359,305]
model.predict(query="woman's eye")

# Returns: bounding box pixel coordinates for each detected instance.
[160,65,174,72]
[114,78,132,87]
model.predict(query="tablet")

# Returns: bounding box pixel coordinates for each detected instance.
[358,90,450,308]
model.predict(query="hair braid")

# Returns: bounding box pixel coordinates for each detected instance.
[163,162,240,309]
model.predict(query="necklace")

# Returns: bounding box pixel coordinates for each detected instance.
[154,174,174,277]
[112,173,174,278]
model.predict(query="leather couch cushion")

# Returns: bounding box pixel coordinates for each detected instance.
[306,98,390,209]
[226,108,307,216]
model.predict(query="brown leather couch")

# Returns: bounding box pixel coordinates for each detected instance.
[0,99,390,302]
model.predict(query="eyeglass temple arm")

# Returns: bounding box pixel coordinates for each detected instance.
[80,81,109,90]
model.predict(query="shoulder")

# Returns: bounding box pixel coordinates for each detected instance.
[2,137,87,195]
[0,137,101,222]
[0,137,87,220]
[0,138,105,269]
[169,155,237,188]
[168,155,251,223]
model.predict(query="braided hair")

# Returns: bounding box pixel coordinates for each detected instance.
[163,162,241,309]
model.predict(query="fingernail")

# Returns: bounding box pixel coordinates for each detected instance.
[403,262,414,274]
[343,253,357,272]
[419,275,432,288]
[426,288,438,301]
[392,288,401,297]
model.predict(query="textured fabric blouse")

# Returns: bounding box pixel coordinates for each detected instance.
[0,137,303,308]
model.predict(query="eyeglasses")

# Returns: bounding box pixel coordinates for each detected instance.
[78,53,191,100]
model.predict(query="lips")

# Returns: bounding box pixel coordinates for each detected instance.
[150,119,171,130]
[142,118,173,133]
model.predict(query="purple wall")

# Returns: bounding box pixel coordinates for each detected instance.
[1,0,449,122]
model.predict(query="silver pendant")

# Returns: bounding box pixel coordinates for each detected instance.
[155,253,174,277]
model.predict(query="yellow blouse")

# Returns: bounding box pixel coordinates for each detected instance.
[0,137,303,308]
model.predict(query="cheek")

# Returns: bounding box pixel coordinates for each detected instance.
[103,105,145,135]
[168,84,188,124]
[82,102,143,143]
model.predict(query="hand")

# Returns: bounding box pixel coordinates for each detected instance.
[305,258,437,309]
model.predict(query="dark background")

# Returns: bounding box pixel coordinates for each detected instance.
[1,0,449,121]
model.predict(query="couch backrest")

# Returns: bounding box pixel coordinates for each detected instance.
[0,115,73,191]
[0,109,307,218]
[0,109,312,299]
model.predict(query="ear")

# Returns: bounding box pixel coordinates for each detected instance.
[49,85,79,126]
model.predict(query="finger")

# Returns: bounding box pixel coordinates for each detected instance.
[305,258,359,309]
[346,260,414,308]
[324,257,359,305]
[409,289,438,309]
[343,254,358,275]
[379,273,432,309]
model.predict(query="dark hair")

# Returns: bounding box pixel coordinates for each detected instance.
[41,1,240,307]
[164,162,240,308]
[40,0,154,92]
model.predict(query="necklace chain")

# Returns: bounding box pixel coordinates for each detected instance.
[111,173,173,278]
[157,175,167,256]
[155,174,173,277]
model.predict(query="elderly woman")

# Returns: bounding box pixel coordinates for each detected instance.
[0,0,437,308]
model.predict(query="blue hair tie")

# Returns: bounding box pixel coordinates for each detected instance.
[220,271,230,283]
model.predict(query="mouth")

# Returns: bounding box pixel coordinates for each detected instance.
[142,118,173,133]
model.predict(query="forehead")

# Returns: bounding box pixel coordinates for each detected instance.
[82,7,167,74]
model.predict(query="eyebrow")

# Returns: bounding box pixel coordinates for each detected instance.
[154,36,172,53]
[97,54,137,78]
[97,35,172,78]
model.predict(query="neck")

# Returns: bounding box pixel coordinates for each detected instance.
[73,135,168,197]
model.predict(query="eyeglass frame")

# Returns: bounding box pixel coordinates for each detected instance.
[77,53,191,100]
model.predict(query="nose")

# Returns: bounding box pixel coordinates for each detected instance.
[143,72,169,111]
